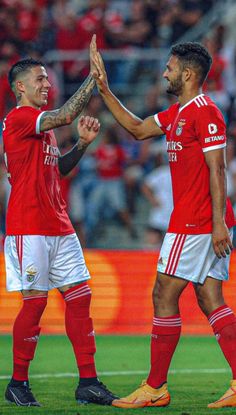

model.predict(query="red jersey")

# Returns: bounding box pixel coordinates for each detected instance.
[154,93,235,234]
[3,106,74,236]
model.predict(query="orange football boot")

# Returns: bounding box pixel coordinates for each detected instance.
[208,380,236,408]
[112,381,170,409]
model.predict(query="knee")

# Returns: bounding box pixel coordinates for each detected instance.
[196,290,224,316]
[152,279,178,315]
[152,280,162,308]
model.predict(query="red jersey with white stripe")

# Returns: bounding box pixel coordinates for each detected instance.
[3,106,74,235]
[154,93,235,234]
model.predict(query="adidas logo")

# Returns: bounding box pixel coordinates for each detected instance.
[158,257,163,265]
[88,330,95,337]
[24,335,39,342]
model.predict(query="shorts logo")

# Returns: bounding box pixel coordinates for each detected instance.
[158,257,167,266]
[158,257,163,265]
[25,266,37,282]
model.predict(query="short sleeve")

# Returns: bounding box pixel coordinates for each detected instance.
[154,108,170,135]
[154,103,179,135]
[196,105,226,153]
[12,107,44,138]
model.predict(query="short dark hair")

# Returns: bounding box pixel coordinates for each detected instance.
[8,58,45,90]
[170,42,212,84]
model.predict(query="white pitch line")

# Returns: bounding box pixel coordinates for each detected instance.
[0,368,230,380]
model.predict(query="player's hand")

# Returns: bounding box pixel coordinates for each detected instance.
[77,116,100,146]
[212,222,233,258]
[89,34,99,80]
[90,33,109,93]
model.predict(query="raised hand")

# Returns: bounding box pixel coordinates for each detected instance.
[90,34,109,93]
[77,115,100,146]
[90,34,99,79]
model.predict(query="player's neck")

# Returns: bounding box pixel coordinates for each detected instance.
[178,88,202,107]
[17,98,41,110]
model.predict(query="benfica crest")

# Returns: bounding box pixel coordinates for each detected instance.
[176,120,186,136]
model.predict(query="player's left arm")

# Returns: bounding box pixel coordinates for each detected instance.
[39,38,97,132]
[204,148,233,258]
[58,116,100,176]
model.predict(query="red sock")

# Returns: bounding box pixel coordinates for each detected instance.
[147,314,181,388]
[208,305,236,378]
[63,283,97,378]
[13,295,47,381]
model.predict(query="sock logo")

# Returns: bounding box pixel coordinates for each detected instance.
[151,334,158,339]
[215,333,221,341]
[24,335,39,342]
[88,330,95,337]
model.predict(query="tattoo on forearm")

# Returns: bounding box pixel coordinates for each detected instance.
[40,75,95,131]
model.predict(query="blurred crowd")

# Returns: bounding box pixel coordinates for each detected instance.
[0,0,236,248]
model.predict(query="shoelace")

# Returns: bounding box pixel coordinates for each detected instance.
[19,385,36,402]
[97,381,117,398]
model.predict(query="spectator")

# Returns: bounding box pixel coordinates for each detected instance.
[141,143,173,249]
[203,36,229,113]
[86,124,136,244]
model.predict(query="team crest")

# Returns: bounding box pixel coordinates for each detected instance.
[176,120,186,136]
[25,266,37,282]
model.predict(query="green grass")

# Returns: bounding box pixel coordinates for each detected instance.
[0,335,235,414]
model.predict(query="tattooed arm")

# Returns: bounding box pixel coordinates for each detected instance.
[40,36,98,132]
[40,74,95,132]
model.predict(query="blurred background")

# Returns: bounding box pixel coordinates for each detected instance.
[0,0,236,251]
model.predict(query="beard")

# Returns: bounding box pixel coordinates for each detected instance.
[166,75,183,96]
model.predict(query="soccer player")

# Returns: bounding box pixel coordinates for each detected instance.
[90,35,236,409]
[3,44,118,406]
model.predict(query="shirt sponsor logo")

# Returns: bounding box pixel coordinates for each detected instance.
[166,141,183,151]
[43,140,59,166]
[205,135,224,143]
[208,123,218,134]
[167,141,183,162]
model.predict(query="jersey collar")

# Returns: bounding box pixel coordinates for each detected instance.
[178,93,205,113]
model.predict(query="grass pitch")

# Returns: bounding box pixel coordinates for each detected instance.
[0,335,234,415]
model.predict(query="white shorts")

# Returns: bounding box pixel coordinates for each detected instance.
[157,231,233,284]
[4,233,90,292]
